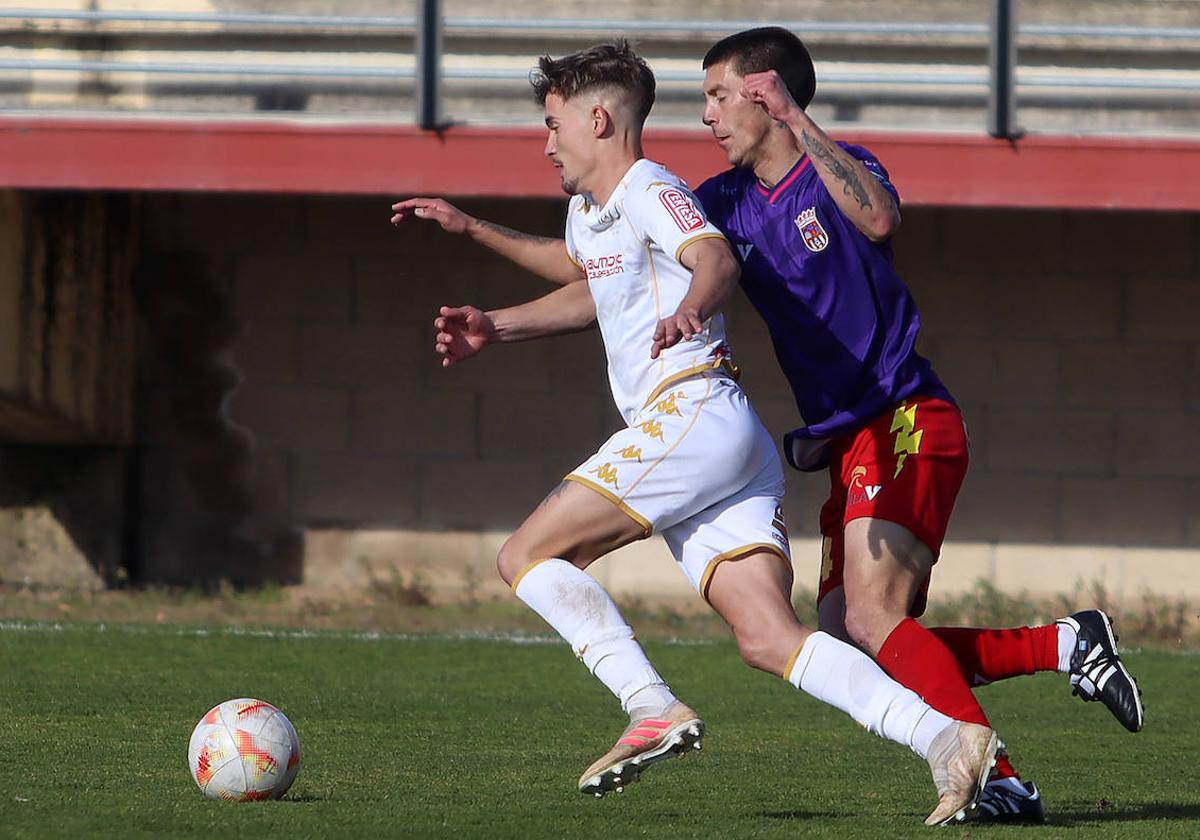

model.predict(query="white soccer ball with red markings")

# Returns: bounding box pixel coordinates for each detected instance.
[188,698,301,801]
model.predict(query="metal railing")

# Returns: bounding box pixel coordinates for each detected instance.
[2,3,1199,137]
[5,9,1200,41]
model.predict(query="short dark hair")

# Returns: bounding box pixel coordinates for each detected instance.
[703,27,816,110]
[530,40,656,126]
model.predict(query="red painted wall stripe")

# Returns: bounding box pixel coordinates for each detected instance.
[1,117,1198,211]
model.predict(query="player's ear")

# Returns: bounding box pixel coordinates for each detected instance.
[591,104,611,137]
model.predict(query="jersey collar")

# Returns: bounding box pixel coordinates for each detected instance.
[754,155,812,205]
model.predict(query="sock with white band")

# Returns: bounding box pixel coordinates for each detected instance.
[513,559,675,717]
[788,631,954,759]
[1056,621,1077,673]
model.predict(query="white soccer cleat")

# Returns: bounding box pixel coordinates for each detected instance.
[923,722,1001,826]
[578,701,704,797]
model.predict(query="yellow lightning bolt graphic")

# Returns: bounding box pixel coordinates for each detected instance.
[889,403,924,479]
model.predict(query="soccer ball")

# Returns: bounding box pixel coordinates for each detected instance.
[187,698,301,801]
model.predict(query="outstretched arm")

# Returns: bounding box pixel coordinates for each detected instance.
[740,71,901,242]
[434,280,596,367]
[392,197,584,286]
[650,237,740,359]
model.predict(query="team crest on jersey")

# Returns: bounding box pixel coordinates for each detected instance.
[795,206,830,252]
[659,189,705,233]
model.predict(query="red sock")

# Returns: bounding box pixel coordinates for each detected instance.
[878,618,1020,779]
[930,625,1060,686]
[878,618,992,726]
[993,753,1019,780]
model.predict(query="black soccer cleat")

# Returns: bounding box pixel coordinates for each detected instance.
[1059,609,1144,733]
[957,778,1046,824]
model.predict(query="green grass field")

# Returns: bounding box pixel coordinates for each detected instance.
[1,621,1197,839]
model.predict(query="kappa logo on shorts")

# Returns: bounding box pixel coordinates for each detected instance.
[635,419,666,441]
[588,462,620,489]
[653,391,687,417]
[795,206,830,252]
[659,189,706,233]
[613,445,643,462]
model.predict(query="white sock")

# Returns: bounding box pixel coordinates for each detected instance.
[787,631,954,758]
[625,683,678,721]
[1056,621,1077,672]
[513,559,675,715]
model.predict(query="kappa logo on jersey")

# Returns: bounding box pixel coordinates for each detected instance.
[795,206,830,252]
[658,189,706,233]
[583,253,625,279]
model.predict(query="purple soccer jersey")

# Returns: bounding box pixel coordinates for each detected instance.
[695,143,952,466]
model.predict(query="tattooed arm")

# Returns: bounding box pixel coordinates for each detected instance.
[740,71,901,242]
[391,197,586,285]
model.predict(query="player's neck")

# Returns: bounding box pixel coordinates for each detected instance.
[585,149,644,208]
[751,131,804,190]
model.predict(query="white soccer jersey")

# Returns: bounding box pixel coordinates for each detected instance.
[565,159,732,424]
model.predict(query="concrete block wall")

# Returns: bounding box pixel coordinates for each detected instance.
[895,208,1200,553]
[135,193,1200,598]
[0,191,138,444]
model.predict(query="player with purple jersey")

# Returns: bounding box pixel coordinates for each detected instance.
[687,27,1144,824]
[695,143,952,448]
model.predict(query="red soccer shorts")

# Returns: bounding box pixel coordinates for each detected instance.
[817,396,969,617]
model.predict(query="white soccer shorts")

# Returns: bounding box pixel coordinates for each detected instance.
[566,373,791,600]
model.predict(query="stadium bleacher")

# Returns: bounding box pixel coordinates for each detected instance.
[2,1,1199,135]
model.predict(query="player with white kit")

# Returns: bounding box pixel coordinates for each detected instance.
[391,41,1000,825]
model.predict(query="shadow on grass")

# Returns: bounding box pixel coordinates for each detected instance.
[281,793,326,803]
[1048,802,1200,825]
[758,810,841,820]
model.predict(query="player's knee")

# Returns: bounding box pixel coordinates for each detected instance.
[495,538,530,587]
[733,628,786,675]
[842,602,893,657]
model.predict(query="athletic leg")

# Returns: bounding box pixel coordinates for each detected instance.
[497,479,698,794]
[704,549,999,825]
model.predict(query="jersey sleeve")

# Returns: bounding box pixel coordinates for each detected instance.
[625,180,727,265]
[843,143,901,205]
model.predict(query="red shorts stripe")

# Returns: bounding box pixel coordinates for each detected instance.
[816,396,969,617]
